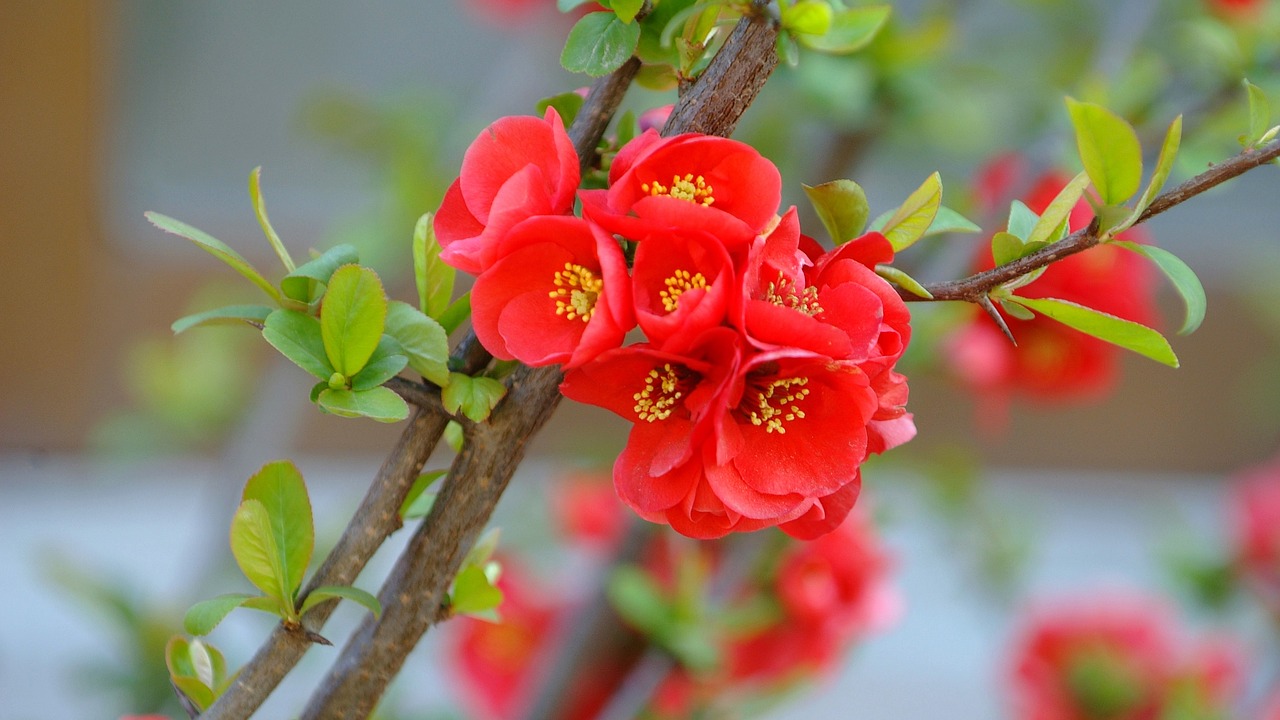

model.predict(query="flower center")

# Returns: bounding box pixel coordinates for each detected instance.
[549,262,603,322]
[743,375,810,434]
[763,272,822,316]
[641,173,715,207]
[659,269,708,312]
[633,363,687,423]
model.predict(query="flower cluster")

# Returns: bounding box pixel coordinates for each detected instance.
[436,110,915,539]
[1008,595,1239,720]
[948,169,1157,411]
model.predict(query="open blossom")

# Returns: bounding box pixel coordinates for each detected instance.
[1230,454,1280,613]
[948,171,1157,406]
[470,215,633,368]
[1008,595,1240,720]
[434,108,578,275]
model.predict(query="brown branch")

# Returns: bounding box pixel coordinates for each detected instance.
[901,139,1280,303]
[299,10,781,718]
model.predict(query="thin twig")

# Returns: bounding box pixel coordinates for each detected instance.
[900,139,1280,303]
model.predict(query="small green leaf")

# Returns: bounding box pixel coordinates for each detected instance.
[442,373,508,423]
[1244,79,1272,147]
[783,0,833,36]
[1065,97,1143,205]
[184,593,264,636]
[316,386,409,423]
[172,676,216,713]
[249,167,295,273]
[802,179,869,244]
[1007,295,1179,367]
[611,0,644,23]
[241,460,314,600]
[999,299,1035,321]
[384,301,451,386]
[172,305,274,334]
[535,92,586,129]
[797,5,891,54]
[349,336,408,391]
[400,470,447,520]
[450,564,505,617]
[879,172,942,252]
[1121,115,1182,230]
[230,498,289,606]
[1007,201,1039,242]
[875,265,933,299]
[464,527,502,568]
[413,214,454,320]
[146,212,281,302]
[299,585,382,618]
[438,292,472,337]
[321,265,388,377]
[445,420,464,452]
[924,206,981,236]
[1028,171,1089,246]
[263,309,334,380]
[1112,241,1206,335]
[991,231,1026,267]
[562,11,642,77]
[281,244,359,304]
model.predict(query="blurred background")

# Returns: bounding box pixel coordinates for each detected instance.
[3,0,1280,718]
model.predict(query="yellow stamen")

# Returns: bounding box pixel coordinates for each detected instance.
[745,376,810,434]
[640,173,715,207]
[548,263,603,322]
[659,269,708,312]
[763,272,822,316]
[633,363,684,422]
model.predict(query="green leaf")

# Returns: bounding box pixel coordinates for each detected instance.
[230,498,289,606]
[802,180,869,244]
[172,676,216,713]
[321,265,388,377]
[263,309,334,380]
[797,5,891,54]
[999,299,1035,321]
[441,372,507,423]
[1244,79,1272,147]
[184,593,265,636]
[400,470,447,520]
[166,636,230,702]
[1122,115,1182,230]
[349,335,408,391]
[611,0,644,23]
[145,212,280,302]
[782,0,833,36]
[438,291,472,337]
[450,564,505,617]
[413,214,454,320]
[241,460,314,600]
[1007,295,1179,367]
[444,420,464,452]
[1006,201,1039,242]
[1027,171,1089,247]
[281,244,360,304]
[172,305,273,334]
[249,167,295,273]
[299,585,382,618]
[384,301,451,386]
[536,92,586,129]
[1065,97,1143,205]
[607,565,670,635]
[879,172,942,252]
[1112,241,1206,335]
[464,527,502,569]
[316,386,409,423]
[875,265,933,299]
[991,231,1026,267]
[561,11,642,77]
[924,206,981,236]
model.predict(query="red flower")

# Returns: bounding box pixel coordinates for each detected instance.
[1230,454,1280,613]
[434,108,579,275]
[948,172,1157,406]
[470,214,633,368]
[1008,595,1241,720]
[582,130,782,249]
[551,470,628,551]
[629,223,735,351]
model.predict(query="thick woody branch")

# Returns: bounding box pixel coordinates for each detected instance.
[301,11,781,719]
[903,139,1280,303]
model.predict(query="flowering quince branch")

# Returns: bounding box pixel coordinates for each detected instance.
[901,138,1280,305]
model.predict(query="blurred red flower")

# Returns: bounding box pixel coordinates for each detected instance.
[1230,454,1280,614]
